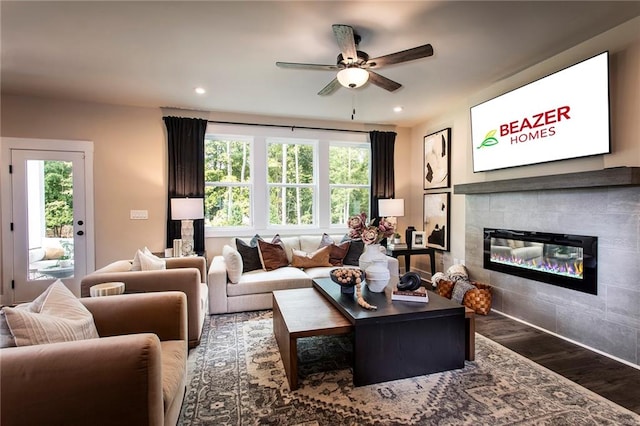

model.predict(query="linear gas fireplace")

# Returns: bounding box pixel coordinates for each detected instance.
[484,228,598,295]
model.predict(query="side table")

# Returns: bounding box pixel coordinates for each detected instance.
[90,282,125,297]
[386,246,436,276]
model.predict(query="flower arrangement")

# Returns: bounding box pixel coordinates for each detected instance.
[347,212,395,245]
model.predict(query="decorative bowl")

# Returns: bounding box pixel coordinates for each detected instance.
[329,268,364,294]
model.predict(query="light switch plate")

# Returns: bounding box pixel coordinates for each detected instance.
[130,209,148,220]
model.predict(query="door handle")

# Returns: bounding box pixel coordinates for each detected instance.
[77,230,84,236]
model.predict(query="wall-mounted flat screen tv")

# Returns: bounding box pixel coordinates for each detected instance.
[471,51,610,173]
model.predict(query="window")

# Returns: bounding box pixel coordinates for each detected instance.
[267,138,316,226]
[204,135,252,227]
[204,124,369,235]
[329,142,370,225]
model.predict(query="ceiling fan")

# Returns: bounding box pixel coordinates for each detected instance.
[276,24,434,96]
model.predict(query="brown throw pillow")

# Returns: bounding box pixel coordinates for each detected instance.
[257,239,289,271]
[318,233,350,266]
[291,245,332,269]
[328,242,351,266]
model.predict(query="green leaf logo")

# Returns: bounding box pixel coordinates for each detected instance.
[477,129,499,149]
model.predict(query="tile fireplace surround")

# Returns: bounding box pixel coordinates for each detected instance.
[456,167,640,366]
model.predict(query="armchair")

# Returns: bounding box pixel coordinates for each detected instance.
[80,256,208,348]
[0,291,188,426]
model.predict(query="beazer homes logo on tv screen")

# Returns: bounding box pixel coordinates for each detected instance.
[477,105,571,149]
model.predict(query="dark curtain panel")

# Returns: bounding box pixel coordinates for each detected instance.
[164,116,207,251]
[369,130,397,221]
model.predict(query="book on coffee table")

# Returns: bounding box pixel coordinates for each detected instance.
[391,288,429,303]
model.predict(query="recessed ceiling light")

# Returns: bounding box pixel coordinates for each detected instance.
[194,87,206,95]
[393,106,403,113]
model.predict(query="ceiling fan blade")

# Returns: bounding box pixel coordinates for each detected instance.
[367,44,434,68]
[368,71,402,92]
[276,62,338,71]
[318,78,341,96]
[332,24,358,63]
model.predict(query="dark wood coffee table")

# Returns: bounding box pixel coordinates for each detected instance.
[313,278,465,386]
[272,288,353,390]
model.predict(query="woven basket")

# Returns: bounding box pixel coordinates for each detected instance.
[463,281,492,315]
[436,279,492,315]
[435,280,455,299]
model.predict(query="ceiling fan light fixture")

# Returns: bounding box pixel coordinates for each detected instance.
[337,67,369,88]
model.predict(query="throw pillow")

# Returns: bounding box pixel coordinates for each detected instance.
[0,310,15,348]
[257,239,289,271]
[131,246,153,271]
[236,235,263,273]
[318,235,351,266]
[3,280,99,347]
[137,250,166,271]
[223,245,243,283]
[291,245,332,269]
[341,237,365,266]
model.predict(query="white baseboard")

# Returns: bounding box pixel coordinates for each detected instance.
[492,308,640,371]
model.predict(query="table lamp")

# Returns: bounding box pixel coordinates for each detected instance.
[378,198,405,241]
[171,198,204,256]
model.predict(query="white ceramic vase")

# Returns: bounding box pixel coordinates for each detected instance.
[359,243,390,293]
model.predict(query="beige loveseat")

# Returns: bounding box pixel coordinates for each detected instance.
[208,234,400,314]
[1,291,188,426]
[80,256,208,348]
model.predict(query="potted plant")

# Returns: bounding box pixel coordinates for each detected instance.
[392,233,402,244]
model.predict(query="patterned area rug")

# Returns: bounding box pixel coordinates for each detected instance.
[179,311,640,425]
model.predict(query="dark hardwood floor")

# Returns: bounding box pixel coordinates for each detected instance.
[475,311,640,415]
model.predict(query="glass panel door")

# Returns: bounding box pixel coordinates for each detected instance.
[11,150,87,301]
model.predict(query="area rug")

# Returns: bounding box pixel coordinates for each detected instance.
[179,311,640,425]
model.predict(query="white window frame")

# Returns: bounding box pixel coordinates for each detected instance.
[203,134,254,232]
[204,123,368,238]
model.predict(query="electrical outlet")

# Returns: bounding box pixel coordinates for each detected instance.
[459,259,465,266]
[130,210,148,220]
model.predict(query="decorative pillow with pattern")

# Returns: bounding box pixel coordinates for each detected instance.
[3,280,99,347]
[291,245,332,269]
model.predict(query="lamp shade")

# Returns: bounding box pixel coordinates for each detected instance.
[337,67,369,88]
[171,198,204,220]
[378,198,405,217]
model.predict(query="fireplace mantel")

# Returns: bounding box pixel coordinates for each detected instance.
[454,167,640,195]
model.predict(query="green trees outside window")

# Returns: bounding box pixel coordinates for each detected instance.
[267,139,315,226]
[44,161,73,237]
[204,137,252,227]
[204,131,370,230]
[329,144,370,224]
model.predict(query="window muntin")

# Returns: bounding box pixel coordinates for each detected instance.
[204,135,252,227]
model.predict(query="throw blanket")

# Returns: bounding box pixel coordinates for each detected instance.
[451,280,476,304]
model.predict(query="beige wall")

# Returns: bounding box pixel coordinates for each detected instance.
[404,17,640,275]
[1,96,168,267]
[1,98,397,271]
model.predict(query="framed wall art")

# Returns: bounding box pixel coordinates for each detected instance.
[423,127,451,190]
[423,192,450,251]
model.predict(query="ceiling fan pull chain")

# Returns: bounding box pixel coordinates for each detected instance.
[351,93,356,120]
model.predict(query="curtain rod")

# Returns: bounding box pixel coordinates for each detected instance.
[207,120,371,134]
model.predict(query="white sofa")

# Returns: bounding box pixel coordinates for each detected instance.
[208,234,400,314]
